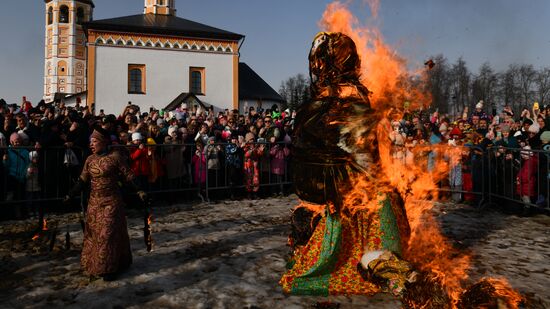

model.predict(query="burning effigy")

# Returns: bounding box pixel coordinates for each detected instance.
[280,2,524,308]
[280,32,414,297]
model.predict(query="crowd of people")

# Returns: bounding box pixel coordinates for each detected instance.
[1,95,549,220]
[0,97,294,219]
[387,100,550,209]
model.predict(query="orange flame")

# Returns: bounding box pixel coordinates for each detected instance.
[319,1,472,305]
[32,234,40,241]
[42,219,48,231]
[484,278,523,309]
[147,214,152,226]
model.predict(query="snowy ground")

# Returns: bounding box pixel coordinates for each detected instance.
[0,195,548,309]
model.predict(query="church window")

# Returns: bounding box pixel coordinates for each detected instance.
[47,7,53,25]
[128,64,146,94]
[59,5,69,23]
[190,67,205,95]
[76,7,85,24]
[76,87,82,92]
[60,87,65,92]
[159,0,165,5]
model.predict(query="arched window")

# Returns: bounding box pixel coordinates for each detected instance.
[76,7,85,24]
[47,7,53,25]
[59,5,69,23]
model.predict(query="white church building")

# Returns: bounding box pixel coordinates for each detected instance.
[44,0,283,115]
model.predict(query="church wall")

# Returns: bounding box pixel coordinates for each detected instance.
[94,45,235,115]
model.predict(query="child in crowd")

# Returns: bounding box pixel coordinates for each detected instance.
[26,151,41,218]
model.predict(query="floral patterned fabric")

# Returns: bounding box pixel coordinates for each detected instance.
[280,193,410,296]
[79,152,134,276]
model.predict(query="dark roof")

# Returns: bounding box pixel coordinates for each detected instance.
[84,14,243,41]
[239,63,284,103]
[165,93,205,111]
[44,0,95,8]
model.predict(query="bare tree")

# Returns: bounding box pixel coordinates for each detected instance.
[448,57,471,116]
[517,64,537,108]
[498,64,521,111]
[426,54,451,113]
[471,62,498,110]
[279,74,310,110]
[534,67,550,106]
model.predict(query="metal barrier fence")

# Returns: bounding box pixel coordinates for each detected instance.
[0,145,85,219]
[0,142,293,220]
[1,141,548,220]
[108,141,293,201]
[485,146,549,210]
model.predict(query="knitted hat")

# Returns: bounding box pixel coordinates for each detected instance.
[131,132,143,141]
[449,127,462,138]
[147,138,156,145]
[156,118,164,126]
[439,123,448,133]
[540,131,550,143]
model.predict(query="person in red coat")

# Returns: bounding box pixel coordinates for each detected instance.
[129,132,150,189]
[516,145,538,206]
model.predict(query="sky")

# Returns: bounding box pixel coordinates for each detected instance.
[1,0,550,104]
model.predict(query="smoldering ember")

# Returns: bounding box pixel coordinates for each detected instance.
[1,1,550,309]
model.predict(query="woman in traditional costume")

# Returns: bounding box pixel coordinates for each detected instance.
[66,128,146,280]
[280,32,414,297]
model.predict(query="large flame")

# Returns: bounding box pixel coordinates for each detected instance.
[318,1,519,306]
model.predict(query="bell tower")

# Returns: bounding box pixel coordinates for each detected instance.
[44,0,94,102]
[144,0,176,16]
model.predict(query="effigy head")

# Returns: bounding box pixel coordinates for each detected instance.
[309,32,361,87]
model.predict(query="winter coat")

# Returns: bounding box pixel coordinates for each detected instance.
[4,147,30,182]
[269,144,290,175]
[129,147,150,176]
[516,156,538,197]
[192,152,207,185]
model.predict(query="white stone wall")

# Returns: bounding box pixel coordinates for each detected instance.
[93,45,235,115]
